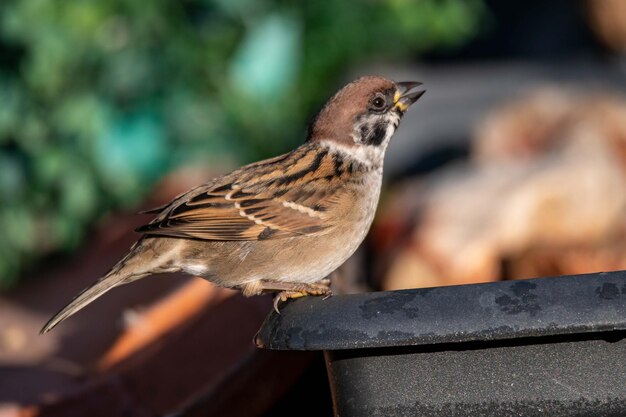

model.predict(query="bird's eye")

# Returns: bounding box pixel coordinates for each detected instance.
[370,95,386,111]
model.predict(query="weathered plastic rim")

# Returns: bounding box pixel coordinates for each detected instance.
[255,271,626,350]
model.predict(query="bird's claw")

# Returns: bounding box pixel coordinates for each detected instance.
[272,287,332,314]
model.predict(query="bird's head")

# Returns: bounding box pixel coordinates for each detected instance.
[307,76,424,160]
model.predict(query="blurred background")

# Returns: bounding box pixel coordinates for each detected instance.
[2,0,626,416]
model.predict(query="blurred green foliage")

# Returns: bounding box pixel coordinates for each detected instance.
[0,0,485,287]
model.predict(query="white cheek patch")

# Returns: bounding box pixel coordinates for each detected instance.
[321,110,401,169]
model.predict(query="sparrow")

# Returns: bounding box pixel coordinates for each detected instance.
[41,76,424,334]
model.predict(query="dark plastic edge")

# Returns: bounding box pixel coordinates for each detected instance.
[255,271,626,350]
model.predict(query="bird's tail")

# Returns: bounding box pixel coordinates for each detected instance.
[40,241,153,334]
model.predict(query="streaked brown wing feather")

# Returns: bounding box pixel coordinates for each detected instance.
[136,145,348,241]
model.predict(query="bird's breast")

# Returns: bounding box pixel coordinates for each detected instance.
[341,170,383,242]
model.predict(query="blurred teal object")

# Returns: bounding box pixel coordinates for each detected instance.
[230,12,300,99]
[0,0,486,288]
[95,111,169,202]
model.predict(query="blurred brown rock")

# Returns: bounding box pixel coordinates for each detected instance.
[376,89,626,290]
[588,0,626,53]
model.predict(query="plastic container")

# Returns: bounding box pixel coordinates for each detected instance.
[255,271,626,417]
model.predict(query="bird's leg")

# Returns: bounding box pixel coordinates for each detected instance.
[254,279,332,313]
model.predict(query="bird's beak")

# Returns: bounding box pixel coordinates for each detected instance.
[393,81,425,112]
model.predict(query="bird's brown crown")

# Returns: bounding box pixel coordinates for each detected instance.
[307,76,396,145]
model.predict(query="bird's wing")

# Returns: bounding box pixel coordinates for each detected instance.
[136,145,351,241]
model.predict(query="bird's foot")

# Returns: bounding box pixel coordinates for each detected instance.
[273,291,306,313]
[270,281,332,313]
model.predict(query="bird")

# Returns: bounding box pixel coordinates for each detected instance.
[40,76,424,334]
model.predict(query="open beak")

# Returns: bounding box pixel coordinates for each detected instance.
[393,81,425,112]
